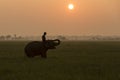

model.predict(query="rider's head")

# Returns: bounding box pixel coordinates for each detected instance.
[44,32,47,35]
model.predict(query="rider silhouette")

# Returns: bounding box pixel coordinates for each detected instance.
[42,32,47,48]
[42,32,47,42]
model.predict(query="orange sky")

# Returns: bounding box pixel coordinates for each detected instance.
[0,0,120,36]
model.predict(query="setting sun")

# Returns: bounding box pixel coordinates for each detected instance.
[68,4,74,10]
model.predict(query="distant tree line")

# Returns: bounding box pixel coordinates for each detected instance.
[0,34,23,40]
[0,34,120,41]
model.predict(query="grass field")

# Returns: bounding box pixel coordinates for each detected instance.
[0,41,120,80]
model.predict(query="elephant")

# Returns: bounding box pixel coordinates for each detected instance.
[24,39,60,58]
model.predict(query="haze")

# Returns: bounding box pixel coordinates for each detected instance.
[0,0,120,36]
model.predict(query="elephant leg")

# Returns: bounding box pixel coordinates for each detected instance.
[41,51,47,58]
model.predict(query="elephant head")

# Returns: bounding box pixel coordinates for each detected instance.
[45,39,61,49]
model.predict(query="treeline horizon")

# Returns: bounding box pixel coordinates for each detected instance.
[1,34,120,41]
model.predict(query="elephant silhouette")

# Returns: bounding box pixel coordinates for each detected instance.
[24,39,60,58]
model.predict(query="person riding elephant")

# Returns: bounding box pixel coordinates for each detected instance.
[24,32,60,58]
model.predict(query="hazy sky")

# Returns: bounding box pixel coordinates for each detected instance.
[0,0,120,36]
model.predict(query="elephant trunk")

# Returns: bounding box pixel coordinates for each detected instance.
[45,39,61,49]
[53,39,61,46]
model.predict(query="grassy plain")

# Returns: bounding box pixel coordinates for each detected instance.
[0,41,120,80]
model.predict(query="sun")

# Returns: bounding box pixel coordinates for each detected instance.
[68,4,74,10]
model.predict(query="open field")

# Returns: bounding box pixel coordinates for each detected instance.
[0,41,120,80]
